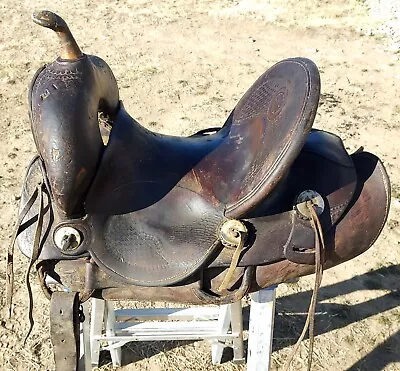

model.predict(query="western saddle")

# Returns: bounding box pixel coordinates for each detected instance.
[6,10,390,371]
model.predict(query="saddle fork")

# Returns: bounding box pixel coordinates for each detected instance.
[29,11,120,216]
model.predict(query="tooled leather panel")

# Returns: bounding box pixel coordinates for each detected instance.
[222,58,321,218]
[226,130,358,267]
[88,186,225,286]
[29,56,119,216]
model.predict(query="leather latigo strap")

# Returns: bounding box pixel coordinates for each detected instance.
[50,292,82,370]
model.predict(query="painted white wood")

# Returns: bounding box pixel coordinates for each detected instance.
[90,298,105,367]
[82,301,91,371]
[115,306,220,321]
[115,320,219,332]
[105,301,122,367]
[78,301,91,371]
[247,286,277,371]
[211,304,231,364]
[89,299,244,368]
[230,300,245,363]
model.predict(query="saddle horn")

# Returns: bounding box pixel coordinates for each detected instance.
[29,11,119,216]
[32,11,83,60]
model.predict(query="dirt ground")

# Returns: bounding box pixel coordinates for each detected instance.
[0,0,399,370]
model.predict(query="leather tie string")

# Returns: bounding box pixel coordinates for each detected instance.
[24,182,45,344]
[6,156,47,344]
[218,230,246,292]
[283,201,325,371]
[6,184,40,317]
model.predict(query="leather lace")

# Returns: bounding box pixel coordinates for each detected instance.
[283,202,325,371]
[6,158,47,344]
[218,231,246,292]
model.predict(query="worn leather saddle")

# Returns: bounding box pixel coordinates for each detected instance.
[7,10,390,371]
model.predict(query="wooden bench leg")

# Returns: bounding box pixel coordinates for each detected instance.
[90,299,244,367]
[79,300,91,371]
[90,298,106,367]
[105,301,122,367]
[211,303,231,364]
[230,300,245,363]
[247,286,277,371]
[211,301,244,364]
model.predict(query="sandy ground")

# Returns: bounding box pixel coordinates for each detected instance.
[0,0,399,370]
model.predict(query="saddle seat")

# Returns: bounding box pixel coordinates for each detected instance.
[87,57,320,219]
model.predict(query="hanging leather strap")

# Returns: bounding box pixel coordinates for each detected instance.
[6,182,40,317]
[283,202,325,371]
[50,291,81,371]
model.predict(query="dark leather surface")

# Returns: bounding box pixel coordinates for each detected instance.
[23,56,325,286]
[17,11,390,296]
[51,151,390,304]
[17,130,358,285]
[29,55,119,216]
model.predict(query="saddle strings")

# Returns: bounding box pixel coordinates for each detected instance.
[283,202,325,371]
[23,182,44,344]
[218,231,246,292]
[6,185,40,317]
[6,156,47,344]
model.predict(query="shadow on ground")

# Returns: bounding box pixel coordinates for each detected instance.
[98,264,400,369]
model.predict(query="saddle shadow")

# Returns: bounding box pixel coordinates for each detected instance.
[96,265,399,368]
[98,338,237,367]
[241,264,400,367]
[98,340,196,367]
[346,329,400,370]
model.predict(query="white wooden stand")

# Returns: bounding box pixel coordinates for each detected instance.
[87,299,244,368]
[247,285,277,371]
[80,286,277,370]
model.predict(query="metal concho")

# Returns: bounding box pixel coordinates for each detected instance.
[54,226,82,251]
[295,190,325,219]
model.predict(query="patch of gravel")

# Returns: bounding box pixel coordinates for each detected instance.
[366,0,400,51]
